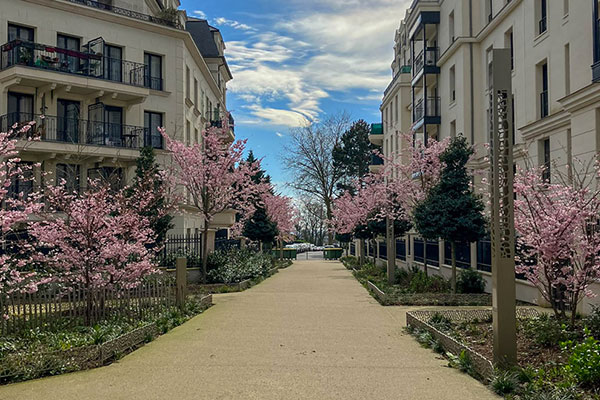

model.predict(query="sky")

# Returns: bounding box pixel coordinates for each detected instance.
[180,0,410,193]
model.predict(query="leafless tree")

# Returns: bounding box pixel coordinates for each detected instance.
[283,112,351,244]
[295,196,327,245]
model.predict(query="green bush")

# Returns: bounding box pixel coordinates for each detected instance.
[561,329,600,388]
[408,270,450,293]
[207,248,273,284]
[522,314,577,348]
[490,370,519,395]
[583,305,600,339]
[428,312,452,331]
[456,269,486,294]
[339,256,359,270]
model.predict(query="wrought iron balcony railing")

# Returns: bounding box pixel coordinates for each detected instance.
[0,113,163,150]
[0,40,162,90]
[65,0,183,29]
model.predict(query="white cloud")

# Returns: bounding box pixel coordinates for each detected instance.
[192,10,206,19]
[213,17,256,31]
[275,132,284,138]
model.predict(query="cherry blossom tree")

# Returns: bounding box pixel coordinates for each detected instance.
[264,194,297,260]
[0,122,43,298]
[514,162,600,325]
[30,182,158,325]
[161,117,267,281]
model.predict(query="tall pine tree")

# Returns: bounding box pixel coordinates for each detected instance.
[242,151,278,249]
[414,136,487,293]
[128,146,174,248]
[332,120,375,194]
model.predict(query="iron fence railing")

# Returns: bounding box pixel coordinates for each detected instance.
[0,113,162,150]
[477,238,491,272]
[443,241,471,269]
[0,39,162,90]
[157,234,203,268]
[425,239,439,267]
[66,0,183,29]
[396,239,406,261]
[379,241,387,260]
[413,97,441,121]
[413,47,439,75]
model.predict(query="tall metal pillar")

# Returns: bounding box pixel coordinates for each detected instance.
[489,48,517,366]
[386,217,396,285]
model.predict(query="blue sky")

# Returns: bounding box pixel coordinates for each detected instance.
[180,0,410,193]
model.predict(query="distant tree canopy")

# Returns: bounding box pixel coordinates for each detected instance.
[332,119,375,194]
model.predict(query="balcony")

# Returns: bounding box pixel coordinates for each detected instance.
[0,40,161,91]
[208,111,235,143]
[0,113,162,150]
[369,123,384,145]
[369,153,384,173]
[412,47,439,81]
[413,97,441,126]
[65,0,183,30]
[383,65,411,97]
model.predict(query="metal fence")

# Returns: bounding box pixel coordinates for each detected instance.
[215,238,241,252]
[396,239,406,261]
[379,241,387,260]
[0,276,175,335]
[157,234,203,268]
[350,243,355,256]
[368,242,375,257]
[444,241,471,269]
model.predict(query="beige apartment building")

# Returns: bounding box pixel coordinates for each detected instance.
[0,0,235,250]
[369,0,600,313]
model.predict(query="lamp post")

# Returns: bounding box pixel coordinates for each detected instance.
[489,48,517,366]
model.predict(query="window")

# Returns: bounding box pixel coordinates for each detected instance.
[104,44,122,82]
[505,29,514,70]
[449,11,455,42]
[194,78,198,106]
[538,0,548,34]
[56,164,80,193]
[449,65,456,102]
[144,53,162,90]
[7,92,33,123]
[144,111,163,149]
[57,99,80,143]
[563,0,569,16]
[450,120,456,138]
[57,34,81,73]
[8,24,33,41]
[185,120,190,145]
[511,96,515,144]
[88,167,122,192]
[540,62,549,118]
[541,138,551,182]
[564,43,570,95]
[394,95,399,122]
[486,0,493,22]
[8,162,33,199]
[194,127,198,144]
[185,66,190,99]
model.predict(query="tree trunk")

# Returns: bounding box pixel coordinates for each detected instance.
[451,241,457,294]
[325,200,334,245]
[202,225,209,283]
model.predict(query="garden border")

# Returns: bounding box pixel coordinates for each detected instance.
[365,280,492,306]
[406,308,541,381]
[0,294,213,384]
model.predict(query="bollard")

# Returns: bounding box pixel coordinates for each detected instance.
[175,257,187,310]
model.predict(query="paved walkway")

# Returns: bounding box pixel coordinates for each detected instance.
[1,260,497,400]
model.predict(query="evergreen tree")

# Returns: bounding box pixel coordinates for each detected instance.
[332,120,375,194]
[414,136,487,292]
[242,151,278,249]
[128,146,174,248]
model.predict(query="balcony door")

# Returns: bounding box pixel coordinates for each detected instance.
[87,103,123,147]
[57,34,81,74]
[104,44,122,82]
[57,99,80,143]
[7,92,33,127]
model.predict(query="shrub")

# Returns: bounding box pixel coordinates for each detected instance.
[583,305,600,339]
[456,269,486,294]
[207,248,273,284]
[339,256,358,269]
[561,329,600,388]
[428,312,452,331]
[447,350,474,376]
[522,314,577,348]
[408,270,450,293]
[490,370,519,395]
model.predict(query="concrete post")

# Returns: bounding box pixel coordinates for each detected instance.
[470,242,478,270]
[489,48,517,366]
[386,217,396,284]
[175,257,187,310]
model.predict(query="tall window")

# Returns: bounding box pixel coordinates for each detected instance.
[541,138,551,182]
[185,66,190,99]
[540,62,549,118]
[186,120,190,145]
[394,95,399,122]
[563,0,569,16]
[564,43,571,95]
[505,29,514,70]
[144,111,163,149]
[144,53,162,90]
[56,164,80,193]
[8,162,33,199]
[449,10,455,42]
[57,34,81,73]
[8,24,33,41]
[450,120,456,138]
[104,44,122,82]
[7,92,33,126]
[538,0,548,34]
[449,65,456,102]
[194,78,198,106]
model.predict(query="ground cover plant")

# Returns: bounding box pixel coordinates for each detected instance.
[341,256,491,306]
[0,295,211,384]
[409,310,600,399]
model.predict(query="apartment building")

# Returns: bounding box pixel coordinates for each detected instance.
[0,0,234,250]
[371,0,600,312]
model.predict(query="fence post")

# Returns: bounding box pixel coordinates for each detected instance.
[176,257,187,310]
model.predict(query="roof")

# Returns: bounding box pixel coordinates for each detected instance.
[186,19,221,58]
